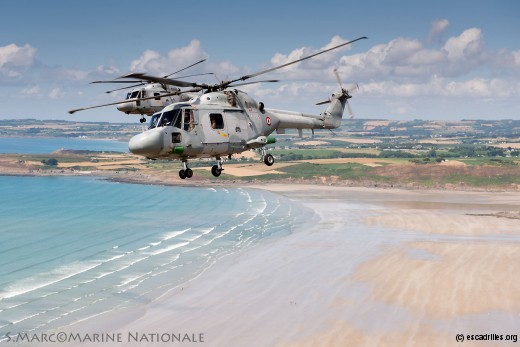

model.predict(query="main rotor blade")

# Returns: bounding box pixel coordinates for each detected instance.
[163,59,206,78]
[69,87,205,114]
[68,90,186,114]
[227,79,279,88]
[105,82,146,94]
[119,73,197,88]
[174,72,215,79]
[227,36,368,85]
[90,80,145,84]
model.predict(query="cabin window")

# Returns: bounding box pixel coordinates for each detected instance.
[154,93,160,100]
[183,109,197,132]
[209,113,224,129]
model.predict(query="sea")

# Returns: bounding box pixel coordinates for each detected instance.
[0,137,129,154]
[0,138,308,341]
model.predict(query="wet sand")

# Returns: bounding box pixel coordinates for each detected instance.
[63,185,520,346]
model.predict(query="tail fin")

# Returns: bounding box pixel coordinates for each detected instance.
[322,89,351,129]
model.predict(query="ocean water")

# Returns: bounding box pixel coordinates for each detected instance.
[0,176,307,340]
[0,137,129,154]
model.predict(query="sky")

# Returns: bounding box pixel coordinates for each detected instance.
[1,0,519,122]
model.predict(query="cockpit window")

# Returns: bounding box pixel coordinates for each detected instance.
[159,110,174,127]
[149,109,182,129]
[148,113,161,129]
[130,90,139,99]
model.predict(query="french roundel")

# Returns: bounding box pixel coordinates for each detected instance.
[266,116,272,126]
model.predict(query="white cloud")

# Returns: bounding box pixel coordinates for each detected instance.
[336,26,493,83]
[5,20,518,121]
[231,23,520,119]
[130,40,209,76]
[49,88,63,99]
[442,28,484,62]
[358,76,520,100]
[0,43,36,68]
[21,85,40,97]
[428,19,449,43]
[130,49,161,72]
[268,35,355,77]
[0,43,37,80]
[53,68,89,81]
[512,50,520,66]
[95,64,120,75]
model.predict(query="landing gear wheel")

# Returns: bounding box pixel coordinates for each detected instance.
[179,170,186,179]
[185,168,193,178]
[139,117,146,123]
[264,153,275,166]
[211,165,222,177]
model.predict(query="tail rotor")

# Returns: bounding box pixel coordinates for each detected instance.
[316,69,359,119]
[334,68,358,119]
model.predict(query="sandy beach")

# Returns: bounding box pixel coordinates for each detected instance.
[58,184,520,347]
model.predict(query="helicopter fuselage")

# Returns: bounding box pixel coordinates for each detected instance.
[116,83,192,116]
[128,88,347,162]
[129,89,277,159]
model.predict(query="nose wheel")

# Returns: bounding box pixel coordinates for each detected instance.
[179,160,193,179]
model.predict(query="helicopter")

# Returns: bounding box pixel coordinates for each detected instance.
[70,59,210,122]
[69,36,367,179]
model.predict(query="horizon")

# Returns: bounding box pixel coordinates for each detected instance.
[1,117,519,125]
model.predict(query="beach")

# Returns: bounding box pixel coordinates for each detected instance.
[60,184,520,347]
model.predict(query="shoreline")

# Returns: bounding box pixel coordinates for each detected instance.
[57,183,520,347]
[2,168,520,193]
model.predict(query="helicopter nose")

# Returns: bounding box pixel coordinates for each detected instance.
[116,101,134,113]
[128,130,164,156]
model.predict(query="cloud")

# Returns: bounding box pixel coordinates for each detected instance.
[49,68,90,81]
[21,85,41,97]
[0,43,37,79]
[49,88,64,99]
[357,76,520,99]
[130,40,209,76]
[443,28,484,62]
[5,20,519,120]
[231,23,520,118]
[514,50,520,66]
[0,43,36,68]
[268,35,355,78]
[428,19,449,43]
[336,25,492,83]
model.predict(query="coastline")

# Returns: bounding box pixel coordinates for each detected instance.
[56,183,520,347]
[2,166,520,193]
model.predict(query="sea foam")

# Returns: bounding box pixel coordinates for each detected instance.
[0,176,308,339]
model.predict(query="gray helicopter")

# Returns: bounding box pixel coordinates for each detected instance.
[70,60,210,123]
[70,37,367,179]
